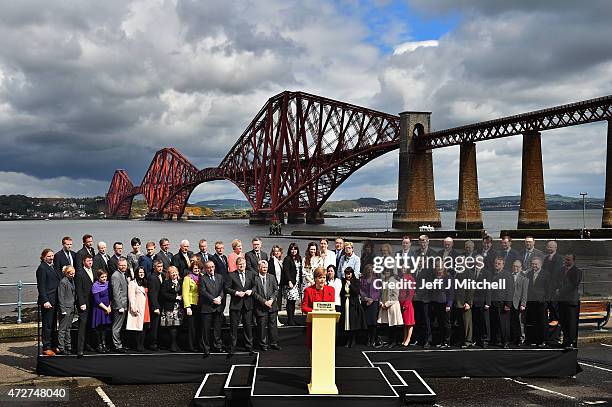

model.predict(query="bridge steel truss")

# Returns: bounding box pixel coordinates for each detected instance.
[107,92,612,219]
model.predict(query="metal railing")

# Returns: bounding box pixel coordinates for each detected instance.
[0,281,37,323]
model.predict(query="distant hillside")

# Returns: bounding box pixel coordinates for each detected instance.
[191,199,251,210]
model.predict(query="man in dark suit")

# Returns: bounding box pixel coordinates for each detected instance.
[195,239,210,265]
[210,241,230,323]
[75,234,96,269]
[519,236,544,273]
[75,254,96,357]
[245,237,268,275]
[452,262,474,348]
[172,239,194,277]
[225,257,255,354]
[154,238,173,273]
[146,259,164,351]
[92,241,110,275]
[526,256,551,347]
[543,240,564,323]
[477,235,496,272]
[36,249,62,355]
[472,255,491,347]
[413,234,437,347]
[334,238,344,269]
[53,236,77,274]
[106,242,124,276]
[489,257,513,348]
[498,235,519,272]
[252,260,281,351]
[558,254,582,349]
[509,260,529,346]
[138,241,156,277]
[200,260,225,357]
[439,237,460,276]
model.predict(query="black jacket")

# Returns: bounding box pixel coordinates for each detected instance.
[527,269,552,302]
[172,250,194,277]
[281,256,299,287]
[472,268,492,307]
[225,270,256,311]
[36,262,62,306]
[558,266,582,305]
[245,250,269,274]
[159,279,182,312]
[210,253,229,278]
[74,268,95,308]
[53,249,77,274]
[199,273,225,313]
[147,272,164,312]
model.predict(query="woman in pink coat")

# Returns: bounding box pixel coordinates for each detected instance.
[399,269,415,347]
[127,267,150,352]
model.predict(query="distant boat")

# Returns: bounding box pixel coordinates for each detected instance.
[419,225,435,232]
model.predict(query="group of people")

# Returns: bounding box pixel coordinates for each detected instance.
[36,233,582,358]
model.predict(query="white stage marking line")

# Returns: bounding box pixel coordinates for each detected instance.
[600,343,612,348]
[95,386,116,407]
[579,362,612,373]
[504,378,576,400]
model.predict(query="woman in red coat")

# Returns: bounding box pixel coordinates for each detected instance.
[301,267,335,348]
[399,269,416,347]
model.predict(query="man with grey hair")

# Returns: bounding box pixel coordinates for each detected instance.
[111,258,129,353]
[440,237,460,277]
[520,236,544,273]
[526,256,550,347]
[543,240,563,323]
[93,241,110,275]
[245,237,268,275]
[252,260,281,351]
[172,239,194,278]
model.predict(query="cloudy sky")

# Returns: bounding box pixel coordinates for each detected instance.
[0,0,611,202]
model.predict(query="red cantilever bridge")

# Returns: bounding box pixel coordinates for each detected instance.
[106,90,612,225]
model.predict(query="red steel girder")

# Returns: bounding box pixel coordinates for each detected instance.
[106,169,136,218]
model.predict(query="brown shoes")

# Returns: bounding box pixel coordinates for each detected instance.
[42,349,56,356]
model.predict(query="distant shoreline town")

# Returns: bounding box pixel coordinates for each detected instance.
[0,194,603,221]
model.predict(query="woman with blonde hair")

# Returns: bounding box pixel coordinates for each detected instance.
[227,239,243,273]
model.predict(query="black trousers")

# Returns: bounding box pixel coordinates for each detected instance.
[526,301,548,345]
[559,302,579,346]
[255,311,279,348]
[413,301,431,344]
[490,303,510,344]
[430,302,451,345]
[201,312,223,353]
[41,306,58,350]
[186,304,203,350]
[230,307,253,351]
[77,308,95,352]
[510,307,523,344]
[148,311,160,347]
[472,306,490,344]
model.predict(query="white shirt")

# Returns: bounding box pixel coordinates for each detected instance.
[320,249,336,269]
[327,278,342,306]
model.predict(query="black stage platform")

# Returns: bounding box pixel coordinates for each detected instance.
[37,325,579,405]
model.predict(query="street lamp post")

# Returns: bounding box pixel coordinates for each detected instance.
[580,192,587,230]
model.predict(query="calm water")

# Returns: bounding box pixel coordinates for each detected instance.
[0,209,608,307]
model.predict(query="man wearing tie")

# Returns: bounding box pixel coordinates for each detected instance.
[509,260,529,347]
[196,239,210,264]
[245,237,268,275]
[526,257,551,347]
[498,236,519,272]
[36,249,61,356]
[107,242,124,277]
[111,258,129,353]
[92,242,110,275]
[252,260,281,351]
[154,238,173,273]
[54,236,77,274]
[520,236,544,273]
[172,239,194,277]
[558,254,582,349]
[200,260,225,358]
[146,260,164,351]
[75,234,96,270]
[75,254,96,357]
[225,257,255,355]
[334,237,345,269]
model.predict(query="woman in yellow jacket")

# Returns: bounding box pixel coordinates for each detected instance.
[183,260,202,352]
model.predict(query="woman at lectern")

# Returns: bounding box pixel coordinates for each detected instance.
[301,267,335,348]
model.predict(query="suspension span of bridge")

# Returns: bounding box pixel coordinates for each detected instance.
[106,91,612,229]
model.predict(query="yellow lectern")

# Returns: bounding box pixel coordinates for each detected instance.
[307,302,340,394]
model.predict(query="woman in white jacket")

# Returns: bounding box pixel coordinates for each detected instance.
[127,266,150,352]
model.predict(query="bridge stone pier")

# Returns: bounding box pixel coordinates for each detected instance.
[287,212,305,224]
[455,142,483,229]
[305,210,325,224]
[393,111,441,229]
[518,131,550,229]
[603,121,612,228]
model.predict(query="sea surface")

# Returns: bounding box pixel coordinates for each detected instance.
[0,209,608,311]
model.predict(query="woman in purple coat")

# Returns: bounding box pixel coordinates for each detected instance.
[91,270,112,353]
[360,265,381,347]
